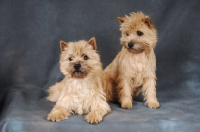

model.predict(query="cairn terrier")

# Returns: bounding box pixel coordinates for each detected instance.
[101,12,160,109]
[47,37,111,124]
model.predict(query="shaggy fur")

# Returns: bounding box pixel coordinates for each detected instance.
[47,37,111,124]
[101,12,160,109]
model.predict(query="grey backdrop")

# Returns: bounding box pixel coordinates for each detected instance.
[0,0,200,132]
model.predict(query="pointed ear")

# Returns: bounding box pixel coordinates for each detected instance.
[118,17,125,24]
[60,40,68,52]
[88,37,97,50]
[143,17,155,28]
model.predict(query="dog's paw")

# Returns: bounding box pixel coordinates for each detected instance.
[47,108,69,122]
[121,100,133,109]
[147,101,160,109]
[86,112,102,124]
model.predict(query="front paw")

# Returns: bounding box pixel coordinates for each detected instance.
[86,112,102,124]
[47,107,69,122]
[147,101,160,109]
[121,100,133,109]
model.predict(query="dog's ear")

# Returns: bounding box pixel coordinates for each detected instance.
[60,40,68,52]
[143,17,155,28]
[118,17,125,24]
[88,37,97,50]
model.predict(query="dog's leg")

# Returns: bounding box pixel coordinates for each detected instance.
[101,71,116,102]
[102,80,115,102]
[117,78,133,109]
[86,103,111,124]
[47,105,70,122]
[142,78,160,108]
[86,89,111,124]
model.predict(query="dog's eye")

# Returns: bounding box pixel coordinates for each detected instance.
[137,30,144,36]
[83,55,89,60]
[126,32,129,36]
[69,57,73,61]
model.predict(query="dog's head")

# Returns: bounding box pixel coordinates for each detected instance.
[118,12,157,54]
[59,37,102,78]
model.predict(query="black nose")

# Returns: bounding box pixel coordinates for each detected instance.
[128,43,134,48]
[74,64,81,70]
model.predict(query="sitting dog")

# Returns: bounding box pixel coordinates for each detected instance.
[101,12,160,109]
[47,37,111,124]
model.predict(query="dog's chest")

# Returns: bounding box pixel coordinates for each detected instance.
[128,53,148,74]
[127,54,149,86]
[66,79,92,98]
[62,79,94,113]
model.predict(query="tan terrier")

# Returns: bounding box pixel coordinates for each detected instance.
[46,37,111,124]
[101,12,160,109]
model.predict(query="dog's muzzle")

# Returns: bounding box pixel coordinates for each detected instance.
[74,64,81,71]
[127,42,145,54]
[71,63,87,78]
[128,42,134,48]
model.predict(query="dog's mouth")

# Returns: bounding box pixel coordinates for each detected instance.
[126,42,145,54]
[127,46,145,54]
[72,71,87,78]
[71,69,88,78]
[129,48,145,53]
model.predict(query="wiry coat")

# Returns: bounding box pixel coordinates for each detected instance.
[47,38,111,124]
[101,12,160,109]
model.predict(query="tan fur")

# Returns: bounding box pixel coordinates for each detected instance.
[47,37,111,124]
[101,12,160,109]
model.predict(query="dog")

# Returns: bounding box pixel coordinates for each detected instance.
[46,37,111,124]
[101,12,160,109]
